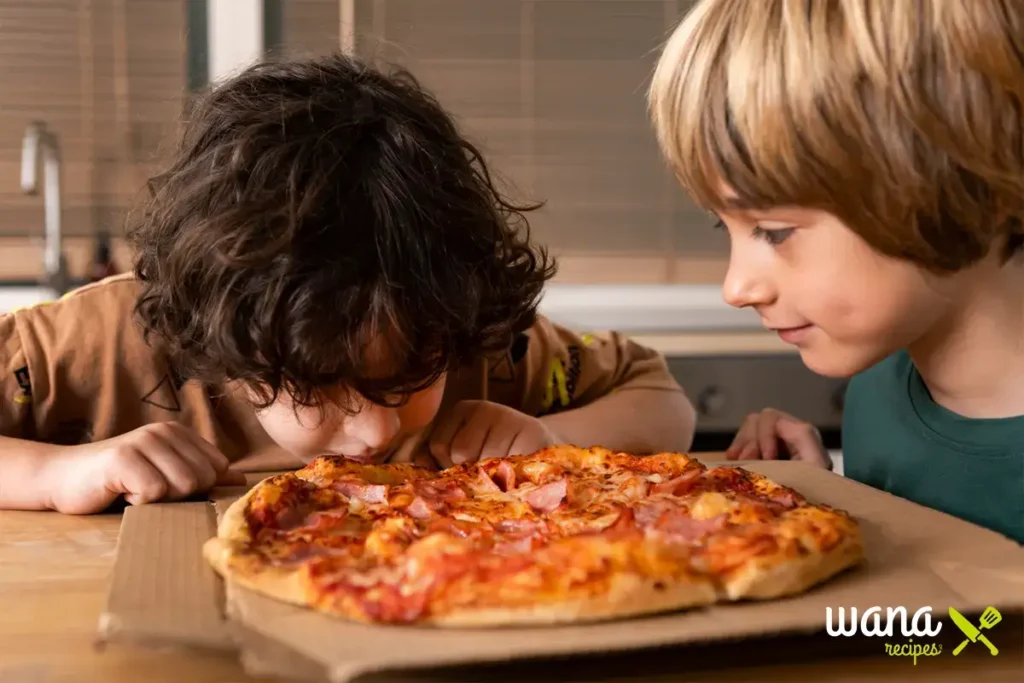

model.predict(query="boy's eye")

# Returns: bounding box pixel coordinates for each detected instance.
[752,226,795,246]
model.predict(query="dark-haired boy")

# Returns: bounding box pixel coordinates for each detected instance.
[0,55,694,514]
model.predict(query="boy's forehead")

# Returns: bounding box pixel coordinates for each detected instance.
[360,332,403,378]
[710,180,769,213]
[711,180,824,220]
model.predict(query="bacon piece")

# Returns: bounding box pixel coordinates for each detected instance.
[523,478,567,512]
[651,469,702,496]
[493,461,516,491]
[411,478,467,502]
[331,480,388,504]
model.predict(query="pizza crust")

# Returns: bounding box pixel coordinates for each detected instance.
[721,532,864,601]
[214,476,266,543]
[425,573,719,627]
[204,536,311,608]
[204,476,315,610]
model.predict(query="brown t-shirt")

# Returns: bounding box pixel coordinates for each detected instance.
[0,274,682,468]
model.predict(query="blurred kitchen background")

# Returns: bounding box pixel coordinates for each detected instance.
[0,0,845,452]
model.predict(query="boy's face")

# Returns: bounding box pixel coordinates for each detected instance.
[717,204,957,378]
[254,375,447,464]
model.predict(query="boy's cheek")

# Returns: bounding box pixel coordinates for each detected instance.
[398,376,447,429]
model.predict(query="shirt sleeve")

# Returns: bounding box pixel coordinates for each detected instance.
[485,315,683,417]
[0,312,35,439]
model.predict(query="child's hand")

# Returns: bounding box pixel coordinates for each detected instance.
[725,408,832,470]
[429,400,559,468]
[48,422,246,514]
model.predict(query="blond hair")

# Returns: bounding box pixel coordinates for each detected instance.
[649,0,1024,270]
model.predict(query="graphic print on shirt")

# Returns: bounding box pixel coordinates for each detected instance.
[13,366,31,404]
[489,332,531,383]
[141,374,182,412]
[539,345,581,416]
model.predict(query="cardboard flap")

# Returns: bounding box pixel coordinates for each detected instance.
[98,502,237,651]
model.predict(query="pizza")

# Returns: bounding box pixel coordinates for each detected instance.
[204,446,863,626]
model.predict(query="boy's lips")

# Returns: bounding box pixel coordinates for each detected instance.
[323,445,403,465]
[322,451,381,464]
[772,324,814,344]
[342,453,380,464]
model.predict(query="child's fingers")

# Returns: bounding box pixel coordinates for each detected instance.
[725,415,758,459]
[218,469,249,486]
[449,416,491,465]
[775,418,830,468]
[756,413,782,460]
[736,442,762,460]
[116,454,170,506]
[428,405,470,469]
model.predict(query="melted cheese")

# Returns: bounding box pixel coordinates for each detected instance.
[690,492,737,520]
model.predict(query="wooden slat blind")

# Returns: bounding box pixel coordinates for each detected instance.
[0,0,727,283]
[349,0,728,279]
[0,0,185,240]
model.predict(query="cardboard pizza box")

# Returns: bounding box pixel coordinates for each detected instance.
[97,460,1024,682]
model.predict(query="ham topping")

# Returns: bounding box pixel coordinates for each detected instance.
[635,501,726,542]
[411,478,467,502]
[493,461,516,491]
[767,489,800,509]
[651,469,702,496]
[494,536,534,554]
[405,496,437,520]
[331,481,389,504]
[473,469,501,493]
[495,518,543,535]
[523,478,568,512]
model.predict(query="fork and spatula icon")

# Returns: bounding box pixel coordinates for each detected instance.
[948,606,1002,656]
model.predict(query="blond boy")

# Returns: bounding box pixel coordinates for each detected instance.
[649,0,1024,542]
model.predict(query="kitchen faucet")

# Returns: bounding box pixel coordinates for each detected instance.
[20,120,69,294]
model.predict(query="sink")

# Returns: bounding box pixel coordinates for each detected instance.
[0,283,58,313]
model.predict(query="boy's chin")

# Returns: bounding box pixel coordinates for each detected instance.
[797,344,892,379]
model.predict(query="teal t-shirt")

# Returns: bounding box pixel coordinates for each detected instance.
[843,351,1024,543]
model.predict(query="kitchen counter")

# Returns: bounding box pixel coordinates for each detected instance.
[629,331,796,356]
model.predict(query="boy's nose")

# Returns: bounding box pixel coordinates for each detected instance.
[722,260,776,309]
[346,404,401,451]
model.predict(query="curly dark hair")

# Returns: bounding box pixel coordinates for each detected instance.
[128,53,556,410]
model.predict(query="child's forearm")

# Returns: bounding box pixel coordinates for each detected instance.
[0,436,62,510]
[540,389,696,454]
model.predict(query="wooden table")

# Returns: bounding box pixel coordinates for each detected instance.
[1,469,1020,682]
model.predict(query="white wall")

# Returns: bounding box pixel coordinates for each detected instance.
[207,0,264,85]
